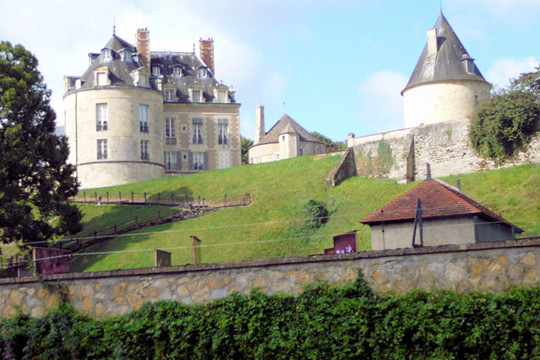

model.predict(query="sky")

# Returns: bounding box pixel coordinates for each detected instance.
[1,0,539,142]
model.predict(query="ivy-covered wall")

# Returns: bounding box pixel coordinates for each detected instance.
[0,238,538,319]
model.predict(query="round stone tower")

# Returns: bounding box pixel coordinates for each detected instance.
[64,32,164,189]
[401,12,491,128]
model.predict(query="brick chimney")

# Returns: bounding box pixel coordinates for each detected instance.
[199,38,215,74]
[254,105,265,145]
[136,28,150,69]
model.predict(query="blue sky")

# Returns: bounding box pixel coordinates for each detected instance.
[1,0,538,141]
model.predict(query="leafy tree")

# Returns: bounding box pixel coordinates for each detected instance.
[310,131,332,144]
[240,136,253,164]
[0,41,82,246]
[470,66,540,163]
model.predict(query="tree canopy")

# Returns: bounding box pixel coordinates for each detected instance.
[0,41,82,245]
[470,65,540,163]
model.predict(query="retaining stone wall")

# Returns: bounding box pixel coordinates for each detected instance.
[0,238,538,319]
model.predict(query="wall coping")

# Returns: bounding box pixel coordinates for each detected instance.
[2,237,538,286]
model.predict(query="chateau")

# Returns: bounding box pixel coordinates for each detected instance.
[64,29,241,189]
[347,12,539,182]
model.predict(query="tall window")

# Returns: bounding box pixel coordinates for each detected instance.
[192,89,202,103]
[97,72,107,86]
[218,119,228,145]
[173,67,182,77]
[97,139,108,159]
[217,89,228,103]
[152,66,161,76]
[218,152,230,169]
[192,118,203,144]
[166,89,175,102]
[141,140,149,160]
[103,49,112,61]
[165,151,177,170]
[165,118,176,145]
[197,67,207,79]
[192,152,204,170]
[96,103,108,131]
[139,105,148,132]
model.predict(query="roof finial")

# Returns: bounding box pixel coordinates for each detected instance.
[113,18,116,36]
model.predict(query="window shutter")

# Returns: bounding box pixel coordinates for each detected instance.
[176,152,182,170]
[204,152,209,170]
[189,152,193,170]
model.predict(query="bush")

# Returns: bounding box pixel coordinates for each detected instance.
[301,199,330,230]
[470,91,540,163]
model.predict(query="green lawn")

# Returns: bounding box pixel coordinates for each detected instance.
[3,156,538,272]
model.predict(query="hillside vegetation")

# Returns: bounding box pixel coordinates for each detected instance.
[59,156,540,273]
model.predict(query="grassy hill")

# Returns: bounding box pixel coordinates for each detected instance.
[4,156,537,272]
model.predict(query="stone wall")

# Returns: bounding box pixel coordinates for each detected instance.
[325,148,357,186]
[0,238,538,319]
[347,118,540,183]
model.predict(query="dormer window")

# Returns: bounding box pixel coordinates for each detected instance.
[190,89,203,103]
[215,89,228,103]
[461,54,475,74]
[139,74,148,87]
[197,67,207,79]
[103,49,112,61]
[152,66,161,76]
[121,50,132,62]
[173,67,182,77]
[97,72,107,86]
[165,89,175,102]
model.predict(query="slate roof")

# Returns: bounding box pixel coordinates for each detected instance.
[359,179,523,233]
[402,12,489,94]
[252,114,323,146]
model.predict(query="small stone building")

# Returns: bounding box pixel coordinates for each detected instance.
[248,106,326,164]
[360,175,523,251]
[64,29,241,189]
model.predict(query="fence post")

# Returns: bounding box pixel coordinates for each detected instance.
[131,192,134,204]
[106,192,109,203]
[84,191,86,202]
[95,192,98,203]
[144,192,147,203]
[114,224,117,233]
[158,210,161,219]
[170,193,174,205]
[185,193,188,205]
[224,194,227,206]
[157,193,161,204]
[119,192,122,202]
[198,196,201,207]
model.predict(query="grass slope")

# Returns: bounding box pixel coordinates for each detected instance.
[65,157,539,272]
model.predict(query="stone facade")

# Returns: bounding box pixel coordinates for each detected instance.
[64,30,241,189]
[1,238,538,319]
[347,118,540,182]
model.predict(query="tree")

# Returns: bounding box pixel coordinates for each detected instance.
[241,136,253,164]
[310,131,332,144]
[0,41,82,246]
[470,65,540,163]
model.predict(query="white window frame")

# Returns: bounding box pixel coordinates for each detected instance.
[173,67,182,77]
[139,105,149,132]
[192,119,203,144]
[103,49,112,61]
[216,89,228,103]
[218,120,228,145]
[191,89,202,103]
[96,103,108,131]
[97,139,108,160]
[152,66,161,76]
[197,67,207,79]
[141,140,149,160]
[165,151,176,170]
[193,152,204,170]
[97,72,107,86]
[165,89,175,102]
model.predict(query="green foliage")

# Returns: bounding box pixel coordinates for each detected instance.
[356,139,395,177]
[509,64,540,100]
[0,41,81,245]
[470,91,539,163]
[241,136,253,164]
[1,278,539,359]
[301,199,329,229]
[309,131,333,144]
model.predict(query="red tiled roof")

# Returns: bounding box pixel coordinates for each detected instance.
[359,180,523,232]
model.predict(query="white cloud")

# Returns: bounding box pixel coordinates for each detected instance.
[356,70,408,134]
[485,56,540,91]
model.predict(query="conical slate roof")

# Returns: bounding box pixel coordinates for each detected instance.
[253,114,322,146]
[402,12,489,94]
[359,179,523,233]
[102,34,136,52]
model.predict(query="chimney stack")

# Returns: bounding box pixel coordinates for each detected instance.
[199,38,215,74]
[255,105,265,145]
[427,28,438,55]
[136,28,150,69]
[426,163,432,180]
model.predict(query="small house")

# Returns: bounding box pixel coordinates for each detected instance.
[360,175,523,250]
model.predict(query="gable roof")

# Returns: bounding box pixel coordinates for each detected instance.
[359,179,523,233]
[402,12,489,94]
[253,114,323,146]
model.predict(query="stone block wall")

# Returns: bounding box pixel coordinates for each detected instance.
[347,118,540,183]
[0,238,538,319]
